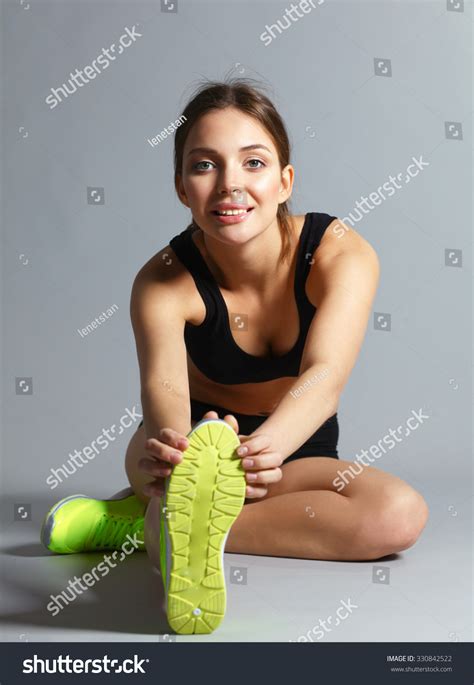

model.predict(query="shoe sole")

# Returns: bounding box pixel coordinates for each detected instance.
[40,494,89,551]
[162,419,246,634]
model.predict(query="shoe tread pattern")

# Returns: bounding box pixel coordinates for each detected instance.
[165,421,245,634]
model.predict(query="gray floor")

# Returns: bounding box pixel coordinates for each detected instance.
[1,489,472,643]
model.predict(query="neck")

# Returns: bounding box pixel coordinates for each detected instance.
[195,216,297,296]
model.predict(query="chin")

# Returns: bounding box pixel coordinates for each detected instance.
[217,227,256,244]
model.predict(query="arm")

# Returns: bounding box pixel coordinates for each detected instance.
[241,222,380,461]
[130,250,192,440]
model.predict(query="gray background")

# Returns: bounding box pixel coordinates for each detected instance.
[1,0,472,643]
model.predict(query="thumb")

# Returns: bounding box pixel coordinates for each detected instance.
[223,414,239,435]
[202,410,239,435]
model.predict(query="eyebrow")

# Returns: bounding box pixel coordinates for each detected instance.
[187,144,272,157]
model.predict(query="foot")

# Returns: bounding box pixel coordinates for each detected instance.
[145,417,246,635]
[40,493,147,553]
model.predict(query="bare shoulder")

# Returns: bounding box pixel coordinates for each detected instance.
[317,216,378,260]
[306,216,380,307]
[133,242,186,285]
[289,212,376,258]
[131,241,204,326]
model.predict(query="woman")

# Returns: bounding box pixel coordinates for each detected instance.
[41,78,428,633]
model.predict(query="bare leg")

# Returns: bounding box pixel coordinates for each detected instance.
[224,458,429,560]
[124,414,428,561]
[125,425,154,506]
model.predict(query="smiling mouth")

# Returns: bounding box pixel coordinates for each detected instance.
[211,207,254,216]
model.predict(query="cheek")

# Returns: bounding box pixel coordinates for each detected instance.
[249,172,281,197]
[183,175,212,201]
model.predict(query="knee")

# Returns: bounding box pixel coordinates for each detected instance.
[356,487,429,559]
[124,427,151,504]
[387,489,429,553]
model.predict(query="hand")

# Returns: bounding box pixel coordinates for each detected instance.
[237,433,283,499]
[139,410,239,498]
[196,413,282,499]
[189,412,283,499]
[139,427,189,498]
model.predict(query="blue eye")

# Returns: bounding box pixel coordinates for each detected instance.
[192,158,266,172]
[247,159,265,168]
[193,161,214,171]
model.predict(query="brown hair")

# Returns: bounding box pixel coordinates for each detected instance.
[173,76,295,265]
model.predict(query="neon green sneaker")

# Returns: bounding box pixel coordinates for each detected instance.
[40,493,146,554]
[148,418,246,635]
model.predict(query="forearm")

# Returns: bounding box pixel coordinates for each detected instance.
[248,363,340,461]
[141,383,192,441]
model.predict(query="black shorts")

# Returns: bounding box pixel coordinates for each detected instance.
[138,398,339,464]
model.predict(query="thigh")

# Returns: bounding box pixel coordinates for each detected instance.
[257,456,415,504]
[125,424,150,504]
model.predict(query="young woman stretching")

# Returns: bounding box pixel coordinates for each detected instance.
[41,78,429,633]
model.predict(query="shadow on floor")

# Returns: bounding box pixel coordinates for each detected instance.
[1,492,401,639]
[4,543,57,558]
[0,545,170,637]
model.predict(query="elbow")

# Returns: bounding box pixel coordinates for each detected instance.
[318,364,346,412]
[328,388,341,417]
[324,376,344,419]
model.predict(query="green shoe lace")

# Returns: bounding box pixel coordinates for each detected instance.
[88,513,145,550]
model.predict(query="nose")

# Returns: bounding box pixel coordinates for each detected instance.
[219,184,246,206]
[219,187,247,208]
[217,165,244,196]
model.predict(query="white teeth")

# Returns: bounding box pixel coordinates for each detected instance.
[215,208,249,216]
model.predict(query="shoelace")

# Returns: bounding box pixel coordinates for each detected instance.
[90,514,141,549]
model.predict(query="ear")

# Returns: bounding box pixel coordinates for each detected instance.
[175,173,190,208]
[279,163,294,203]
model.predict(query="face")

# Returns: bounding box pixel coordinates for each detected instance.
[176,107,294,244]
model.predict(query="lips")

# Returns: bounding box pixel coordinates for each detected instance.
[212,200,253,210]
[211,207,254,215]
[210,206,254,224]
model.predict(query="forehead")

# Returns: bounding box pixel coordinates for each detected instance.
[184,107,275,153]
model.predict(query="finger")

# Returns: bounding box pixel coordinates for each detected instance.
[203,410,239,435]
[238,433,253,441]
[237,433,272,457]
[245,485,268,499]
[145,442,183,465]
[245,467,282,485]
[238,434,251,448]
[153,428,189,450]
[142,479,165,497]
[241,452,283,471]
[203,410,219,420]
[223,414,239,434]
[138,457,173,478]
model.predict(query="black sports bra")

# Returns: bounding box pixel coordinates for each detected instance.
[168,211,337,384]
